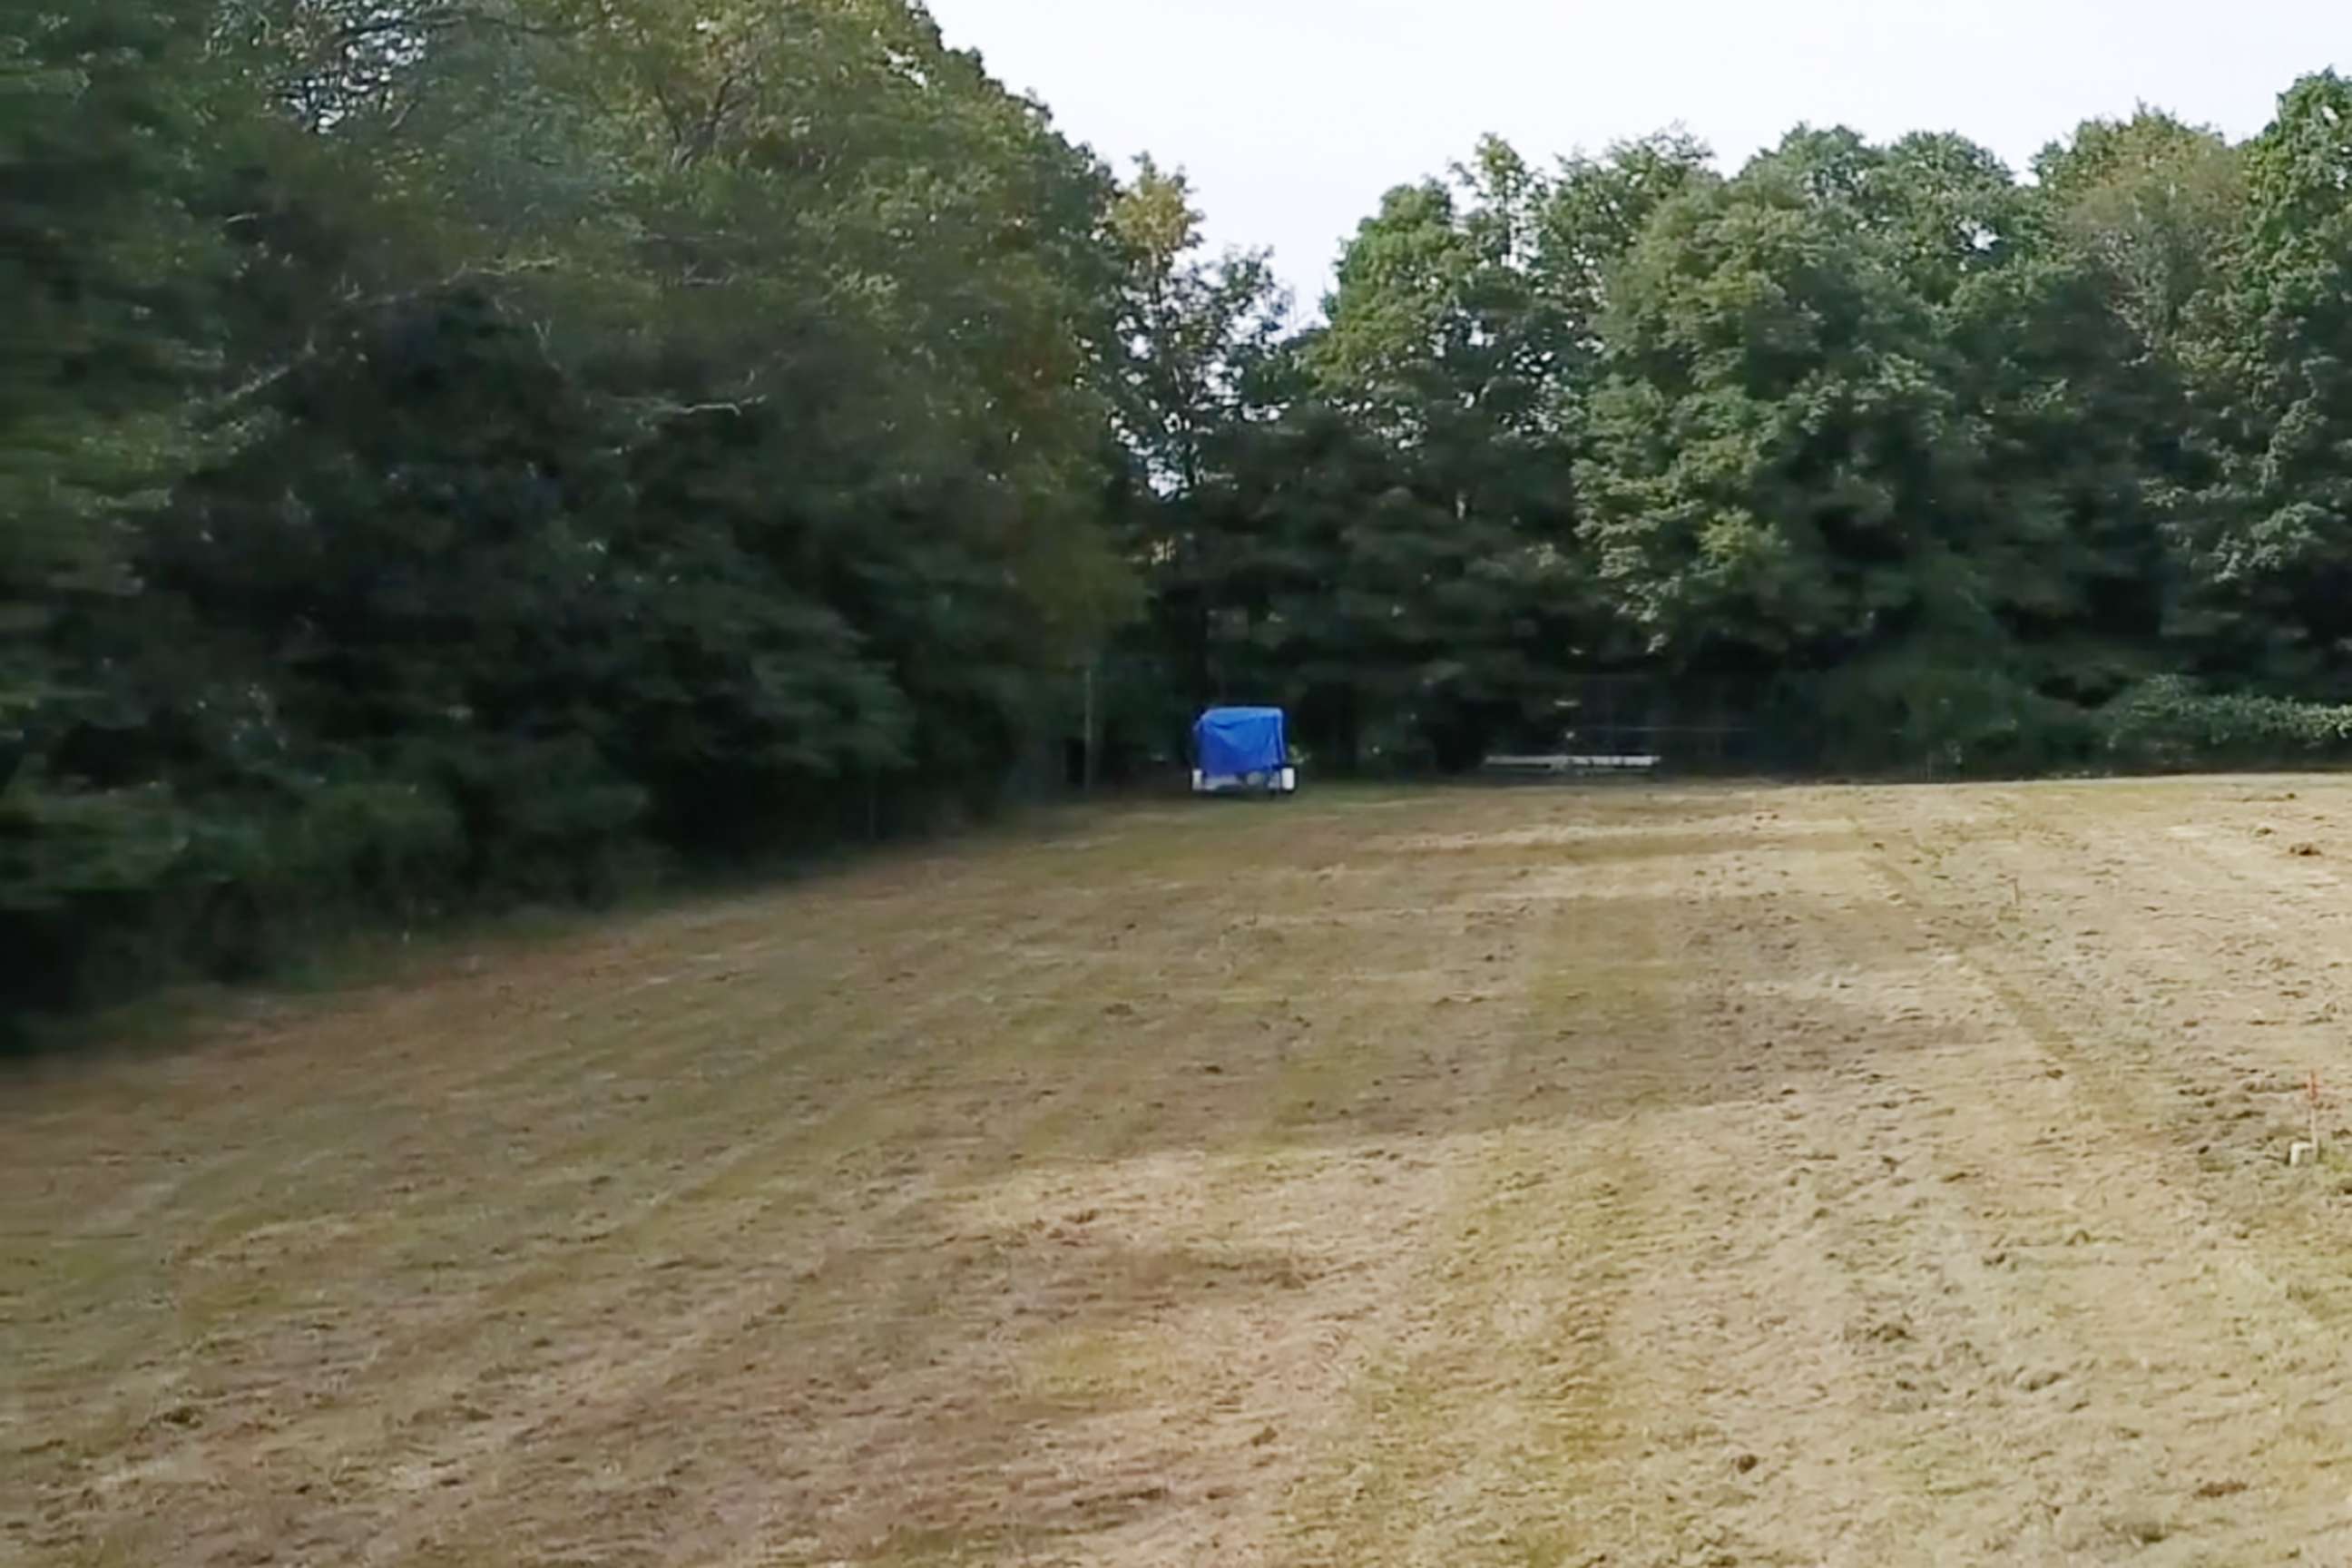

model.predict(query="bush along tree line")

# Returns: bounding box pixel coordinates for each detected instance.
[15,0,2352,1018]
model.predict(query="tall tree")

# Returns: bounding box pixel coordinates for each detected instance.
[1298,138,1592,764]
[0,0,238,932]
[1111,157,1288,495]
[1107,158,1288,727]
[2036,111,2245,356]
[1577,132,2118,766]
[2169,74,2352,691]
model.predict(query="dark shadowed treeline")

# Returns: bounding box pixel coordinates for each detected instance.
[12,0,2352,1018]
[5,0,1140,1013]
[1142,106,2352,777]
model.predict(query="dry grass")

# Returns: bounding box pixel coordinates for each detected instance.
[17,779,2352,1564]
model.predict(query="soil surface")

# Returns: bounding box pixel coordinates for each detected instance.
[15,779,2352,1565]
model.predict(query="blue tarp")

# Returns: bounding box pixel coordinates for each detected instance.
[1194,707,1289,777]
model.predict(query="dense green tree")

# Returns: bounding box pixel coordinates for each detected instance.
[1106,158,1289,733]
[2036,112,2245,356]
[2026,111,2244,690]
[1294,139,1592,764]
[1577,132,2141,765]
[1539,132,1718,341]
[1175,396,1574,771]
[1111,159,1289,495]
[1581,155,1957,664]
[0,0,245,962]
[2164,74,2352,691]
[3,0,1152,1018]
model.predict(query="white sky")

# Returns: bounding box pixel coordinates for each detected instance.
[924,0,2344,313]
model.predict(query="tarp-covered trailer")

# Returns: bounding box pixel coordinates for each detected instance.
[1191,707,1298,796]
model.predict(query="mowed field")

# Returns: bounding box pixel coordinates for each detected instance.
[23,779,2352,1565]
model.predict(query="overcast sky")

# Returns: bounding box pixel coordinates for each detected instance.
[923,0,2344,312]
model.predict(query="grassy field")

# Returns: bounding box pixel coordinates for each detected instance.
[17,779,2352,1564]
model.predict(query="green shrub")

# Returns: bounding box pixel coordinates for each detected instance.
[2097,677,2352,769]
[1782,657,2098,776]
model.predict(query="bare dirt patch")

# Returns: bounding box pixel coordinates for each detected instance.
[16,779,2352,1564]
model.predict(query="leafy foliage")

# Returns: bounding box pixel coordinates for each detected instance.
[2165,74,2352,691]
[2099,677,2352,769]
[3,0,1137,1019]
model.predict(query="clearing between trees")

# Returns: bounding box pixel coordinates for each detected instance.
[17,779,2352,1565]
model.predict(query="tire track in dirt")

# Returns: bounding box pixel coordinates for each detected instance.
[1846,786,2352,1560]
[288,803,1571,1566]
[1270,887,1670,1567]
[8,828,1259,1567]
[1496,818,2041,1567]
[240,937,1272,1555]
[0,887,1023,1420]
[1271,801,1959,1566]
[30,785,2352,1566]
[1269,785,2352,1564]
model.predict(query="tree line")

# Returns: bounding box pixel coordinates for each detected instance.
[11,0,2352,1019]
